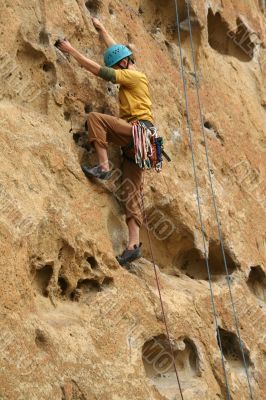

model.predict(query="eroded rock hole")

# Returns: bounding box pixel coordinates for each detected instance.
[85,0,102,13]
[78,278,101,291]
[175,239,237,280]
[42,62,53,72]
[71,278,101,302]
[34,265,53,297]
[247,265,266,302]
[41,61,56,85]
[177,247,206,279]
[84,104,93,113]
[108,4,114,15]
[142,335,200,398]
[207,10,254,62]
[35,328,49,350]
[217,327,251,372]
[204,121,212,130]
[208,10,229,54]
[73,131,90,151]
[102,277,114,287]
[87,256,98,269]
[208,242,237,276]
[39,29,49,45]
[58,276,69,295]
[64,111,71,121]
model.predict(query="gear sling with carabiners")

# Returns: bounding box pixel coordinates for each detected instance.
[122,120,171,171]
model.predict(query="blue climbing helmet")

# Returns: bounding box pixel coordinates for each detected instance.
[104,44,133,67]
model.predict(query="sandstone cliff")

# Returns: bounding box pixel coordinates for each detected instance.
[0,0,265,399]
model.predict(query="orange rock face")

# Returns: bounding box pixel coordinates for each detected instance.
[0,1,265,399]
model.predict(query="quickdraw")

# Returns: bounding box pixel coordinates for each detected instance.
[131,121,169,172]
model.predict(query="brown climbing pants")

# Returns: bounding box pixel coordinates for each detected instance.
[87,112,143,227]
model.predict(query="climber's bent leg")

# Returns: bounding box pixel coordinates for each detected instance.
[87,112,132,149]
[83,112,132,180]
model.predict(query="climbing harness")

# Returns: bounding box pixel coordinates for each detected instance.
[172,0,254,398]
[130,121,170,172]
[183,1,254,398]
[140,176,185,400]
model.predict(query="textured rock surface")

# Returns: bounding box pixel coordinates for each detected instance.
[0,0,265,399]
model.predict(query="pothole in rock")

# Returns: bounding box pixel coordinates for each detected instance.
[71,276,114,303]
[86,256,98,269]
[71,278,100,302]
[73,131,90,152]
[217,327,252,374]
[64,111,71,121]
[33,265,53,297]
[142,335,200,399]
[41,61,56,85]
[58,241,75,262]
[141,218,238,282]
[204,121,224,144]
[208,241,238,279]
[108,4,114,15]
[173,238,238,281]
[85,0,102,14]
[207,10,255,62]
[58,275,70,296]
[42,62,53,72]
[35,328,49,350]
[101,277,114,291]
[84,103,93,114]
[247,265,266,302]
[39,29,49,46]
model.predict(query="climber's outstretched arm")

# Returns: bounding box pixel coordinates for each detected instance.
[58,40,101,75]
[92,18,116,47]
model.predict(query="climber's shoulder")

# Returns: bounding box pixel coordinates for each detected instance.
[115,69,148,87]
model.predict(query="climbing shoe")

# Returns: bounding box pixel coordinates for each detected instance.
[116,244,142,266]
[82,165,112,180]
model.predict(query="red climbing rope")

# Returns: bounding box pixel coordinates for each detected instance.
[141,176,185,400]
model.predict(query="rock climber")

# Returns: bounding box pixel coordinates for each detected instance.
[57,18,155,265]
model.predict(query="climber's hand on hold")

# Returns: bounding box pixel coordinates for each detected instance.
[92,17,105,32]
[57,39,73,54]
[92,18,116,47]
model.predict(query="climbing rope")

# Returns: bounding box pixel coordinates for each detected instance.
[184,1,254,398]
[141,178,185,400]
[173,0,232,398]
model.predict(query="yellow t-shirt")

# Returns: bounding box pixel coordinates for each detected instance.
[115,70,153,123]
